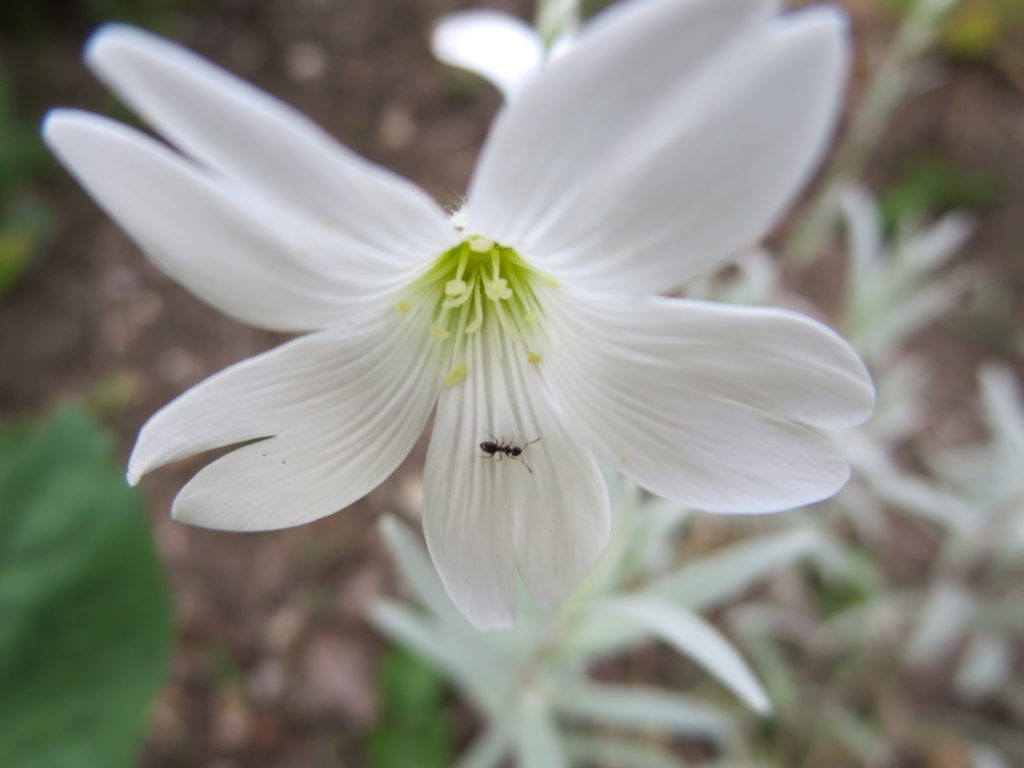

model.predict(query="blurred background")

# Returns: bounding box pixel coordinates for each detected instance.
[0,0,1022,766]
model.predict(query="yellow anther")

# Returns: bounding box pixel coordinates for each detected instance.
[484,278,512,301]
[444,364,468,387]
[541,274,560,288]
[442,290,474,309]
[619,455,628,463]
[407,237,553,389]
[445,279,469,296]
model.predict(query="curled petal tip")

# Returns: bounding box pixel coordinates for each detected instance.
[126,447,147,487]
[84,22,143,63]
[40,108,77,144]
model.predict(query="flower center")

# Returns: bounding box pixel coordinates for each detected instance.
[398,236,550,387]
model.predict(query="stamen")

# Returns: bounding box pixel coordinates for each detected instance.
[465,286,484,334]
[453,246,469,281]
[402,237,553,387]
[445,363,467,387]
[445,278,469,296]
[442,289,474,309]
[484,278,512,301]
[491,299,521,341]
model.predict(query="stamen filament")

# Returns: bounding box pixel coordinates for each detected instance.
[401,236,552,387]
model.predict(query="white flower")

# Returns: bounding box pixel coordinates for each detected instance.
[431,8,575,101]
[43,0,874,630]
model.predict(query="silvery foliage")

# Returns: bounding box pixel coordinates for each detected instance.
[832,183,975,539]
[902,365,1024,704]
[675,181,981,765]
[747,179,1023,766]
[834,186,1023,728]
[372,473,847,768]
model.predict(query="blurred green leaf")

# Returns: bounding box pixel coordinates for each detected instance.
[0,196,57,297]
[365,647,455,768]
[880,157,1002,232]
[0,407,172,768]
[945,0,1001,58]
[0,76,49,195]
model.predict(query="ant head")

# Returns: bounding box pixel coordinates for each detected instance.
[508,446,522,457]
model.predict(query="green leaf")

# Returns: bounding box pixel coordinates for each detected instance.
[365,648,455,768]
[0,196,57,297]
[879,157,1002,233]
[0,407,172,768]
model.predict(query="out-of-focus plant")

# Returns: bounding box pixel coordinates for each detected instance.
[0,407,172,768]
[535,0,580,49]
[878,157,1002,233]
[838,182,973,367]
[0,73,55,298]
[888,0,1024,63]
[901,365,1024,719]
[828,183,975,538]
[371,470,857,767]
[366,647,456,768]
[788,0,964,262]
[735,364,1024,768]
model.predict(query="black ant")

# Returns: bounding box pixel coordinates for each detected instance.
[479,435,541,474]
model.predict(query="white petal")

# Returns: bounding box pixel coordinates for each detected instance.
[543,293,871,513]
[423,329,610,629]
[85,24,456,257]
[132,307,443,530]
[432,10,543,101]
[44,110,396,331]
[472,2,847,294]
[469,0,774,247]
[557,295,874,429]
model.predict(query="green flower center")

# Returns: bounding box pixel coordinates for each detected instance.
[397,236,552,387]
